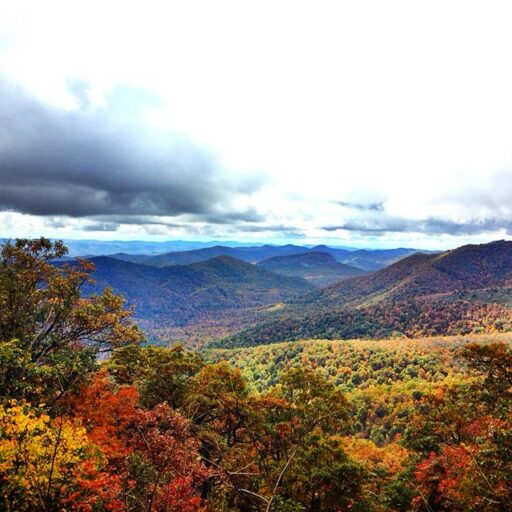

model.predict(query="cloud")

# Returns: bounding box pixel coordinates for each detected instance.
[192,208,265,225]
[82,222,120,232]
[233,223,302,235]
[322,216,512,236]
[440,169,512,219]
[2,78,512,244]
[0,79,266,223]
[334,200,385,212]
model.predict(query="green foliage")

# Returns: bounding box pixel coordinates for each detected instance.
[206,337,470,393]
[0,337,97,407]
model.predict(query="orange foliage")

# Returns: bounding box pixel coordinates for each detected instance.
[70,372,139,459]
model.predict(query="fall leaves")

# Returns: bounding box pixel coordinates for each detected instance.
[0,401,95,511]
[2,238,512,511]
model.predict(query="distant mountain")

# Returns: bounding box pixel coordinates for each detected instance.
[106,253,155,265]
[310,245,428,271]
[82,255,314,334]
[109,244,430,271]
[0,238,433,270]
[56,239,263,257]
[112,244,312,267]
[215,240,512,347]
[257,251,366,287]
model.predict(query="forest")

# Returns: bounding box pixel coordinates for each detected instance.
[216,241,512,348]
[1,238,512,511]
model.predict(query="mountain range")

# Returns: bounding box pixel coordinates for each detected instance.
[83,254,312,321]
[79,255,313,344]
[108,244,426,271]
[71,240,512,347]
[216,240,512,347]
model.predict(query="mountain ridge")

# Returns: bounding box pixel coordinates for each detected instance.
[108,244,430,271]
[214,240,512,347]
[257,251,366,286]
[80,255,314,341]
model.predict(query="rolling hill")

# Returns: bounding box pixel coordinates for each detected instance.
[215,241,512,347]
[110,244,311,267]
[81,255,314,341]
[309,240,512,308]
[309,245,425,271]
[257,251,366,286]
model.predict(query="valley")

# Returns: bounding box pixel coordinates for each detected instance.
[217,240,512,347]
[76,240,512,348]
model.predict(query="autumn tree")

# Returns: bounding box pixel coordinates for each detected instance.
[0,400,101,512]
[66,371,211,512]
[462,341,512,398]
[407,344,512,511]
[182,364,364,511]
[0,238,142,406]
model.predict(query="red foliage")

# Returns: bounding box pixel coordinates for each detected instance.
[66,459,126,512]
[71,372,139,460]
[69,376,211,511]
[414,446,475,510]
[156,476,205,512]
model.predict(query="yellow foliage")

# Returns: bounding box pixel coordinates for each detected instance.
[0,400,95,512]
[340,436,410,476]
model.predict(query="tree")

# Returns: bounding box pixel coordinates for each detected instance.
[462,342,512,397]
[123,403,211,512]
[0,238,142,406]
[137,345,203,409]
[69,372,139,461]
[0,400,100,512]
[183,364,364,511]
[406,345,512,511]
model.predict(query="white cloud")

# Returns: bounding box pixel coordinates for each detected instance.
[1,0,512,247]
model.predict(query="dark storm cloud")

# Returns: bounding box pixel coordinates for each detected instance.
[0,79,266,222]
[84,210,265,229]
[322,216,512,236]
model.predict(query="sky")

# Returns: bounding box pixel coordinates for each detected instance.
[1,1,512,249]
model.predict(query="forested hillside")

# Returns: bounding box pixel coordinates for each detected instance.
[78,255,313,345]
[207,335,510,444]
[3,239,512,512]
[218,241,512,347]
[257,251,366,286]
[73,244,439,345]
[314,240,512,307]
[207,335,484,392]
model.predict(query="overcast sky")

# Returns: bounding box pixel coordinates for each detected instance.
[1,1,512,249]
